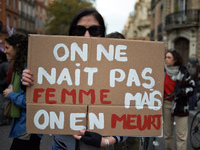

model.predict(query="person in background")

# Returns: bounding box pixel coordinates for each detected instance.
[106,32,125,39]
[21,7,127,150]
[3,33,42,150]
[164,49,195,150]
[186,54,200,110]
[0,50,10,125]
[106,32,140,150]
[3,31,15,126]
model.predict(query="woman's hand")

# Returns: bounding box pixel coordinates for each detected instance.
[21,69,34,86]
[3,85,13,98]
[73,130,116,148]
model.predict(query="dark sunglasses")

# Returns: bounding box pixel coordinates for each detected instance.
[72,25,102,37]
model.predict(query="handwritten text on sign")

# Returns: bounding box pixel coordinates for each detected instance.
[27,35,164,136]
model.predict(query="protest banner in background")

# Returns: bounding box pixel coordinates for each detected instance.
[26,34,165,136]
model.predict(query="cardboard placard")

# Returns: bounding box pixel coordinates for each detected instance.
[26,34,165,136]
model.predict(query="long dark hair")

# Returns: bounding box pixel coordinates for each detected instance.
[166,49,183,67]
[68,7,106,37]
[5,33,28,74]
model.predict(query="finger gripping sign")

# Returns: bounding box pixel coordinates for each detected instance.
[26,35,165,136]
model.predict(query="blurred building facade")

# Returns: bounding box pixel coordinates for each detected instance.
[35,0,49,34]
[123,0,200,63]
[150,0,200,64]
[0,0,49,47]
[122,0,151,40]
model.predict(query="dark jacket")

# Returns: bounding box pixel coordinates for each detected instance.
[0,61,10,93]
[171,66,195,116]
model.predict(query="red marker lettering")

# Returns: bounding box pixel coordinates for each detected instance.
[100,89,111,104]
[79,89,95,104]
[33,88,45,103]
[61,89,76,104]
[45,88,56,104]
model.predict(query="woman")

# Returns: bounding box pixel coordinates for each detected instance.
[164,49,195,150]
[21,7,126,150]
[3,33,42,150]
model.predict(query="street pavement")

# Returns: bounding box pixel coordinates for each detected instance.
[0,124,53,150]
[0,104,200,150]
[151,109,199,150]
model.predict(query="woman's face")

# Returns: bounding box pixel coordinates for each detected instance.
[165,52,176,67]
[77,15,100,37]
[4,41,17,62]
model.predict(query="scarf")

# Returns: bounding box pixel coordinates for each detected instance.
[11,72,21,118]
[165,64,180,81]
